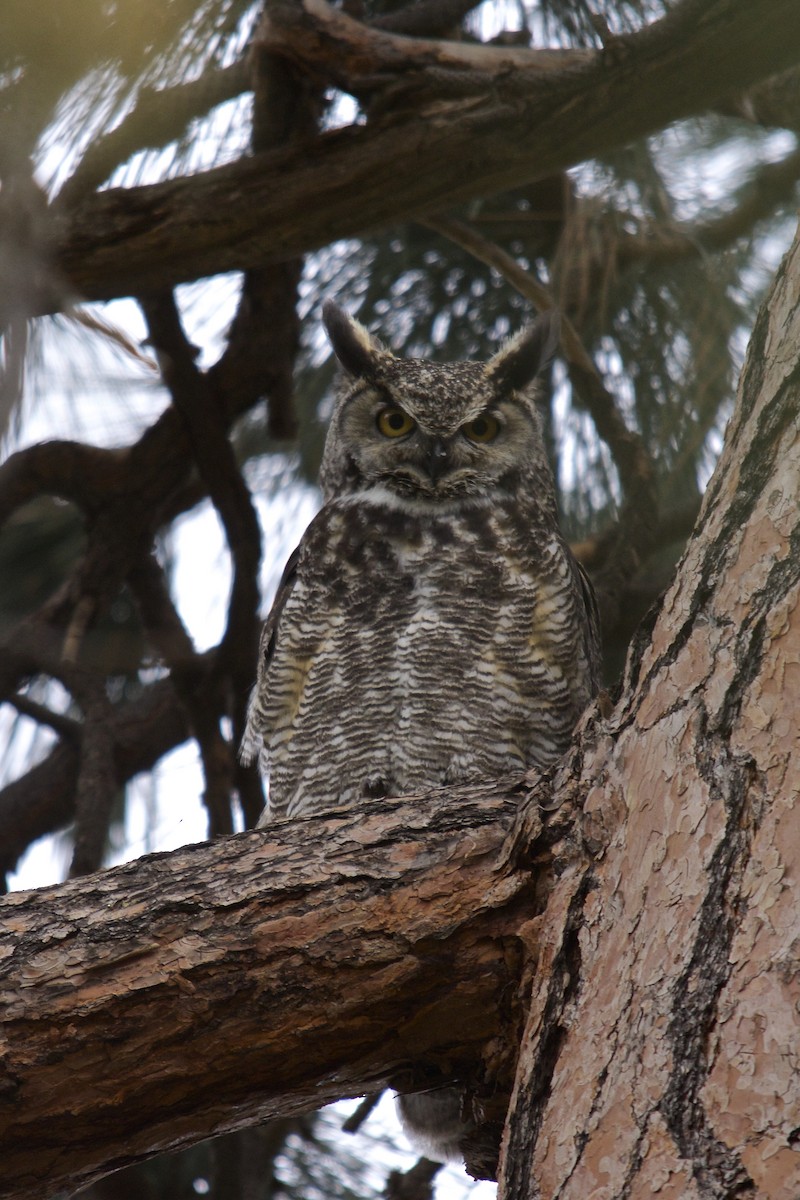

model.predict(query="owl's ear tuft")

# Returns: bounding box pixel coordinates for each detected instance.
[322,300,386,378]
[486,310,561,393]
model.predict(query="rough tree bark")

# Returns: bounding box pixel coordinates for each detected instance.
[2,216,799,1200]
[0,783,555,1198]
[499,223,800,1198]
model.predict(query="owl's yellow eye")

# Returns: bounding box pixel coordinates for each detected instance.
[462,414,500,443]
[377,407,416,438]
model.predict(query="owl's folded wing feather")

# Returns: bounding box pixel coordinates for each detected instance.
[239,543,301,766]
[574,558,602,692]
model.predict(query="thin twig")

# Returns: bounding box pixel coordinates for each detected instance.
[8,693,80,740]
[342,1092,383,1133]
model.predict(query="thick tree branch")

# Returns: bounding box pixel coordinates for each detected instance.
[499,213,800,1200]
[0,782,567,1200]
[46,0,800,308]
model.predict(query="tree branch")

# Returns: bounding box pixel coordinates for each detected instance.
[127,552,234,837]
[46,0,800,308]
[371,0,484,37]
[0,658,202,878]
[615,147,800,267]
[139,291,263,835]
[718,63,800,133]
[0,782,562,1199]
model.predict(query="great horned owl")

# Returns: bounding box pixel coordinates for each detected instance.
[241,300,601,1160]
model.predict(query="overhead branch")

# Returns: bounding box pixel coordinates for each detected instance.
[46,0,800,308]
[212,17,323,443]
[257,0,586,95]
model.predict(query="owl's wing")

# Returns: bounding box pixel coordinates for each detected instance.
[239,543,301,766]
[260,544,301,675]
[575,559,602,690]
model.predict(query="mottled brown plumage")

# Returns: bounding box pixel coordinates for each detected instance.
[241,300,600,1159]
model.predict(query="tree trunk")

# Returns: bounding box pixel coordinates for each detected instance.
[2,224,799,1198]
[500,221,800,1198]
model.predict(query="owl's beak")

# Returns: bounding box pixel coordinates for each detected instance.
[427,436,450,483]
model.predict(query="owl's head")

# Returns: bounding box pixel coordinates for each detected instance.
[318,300,560,507]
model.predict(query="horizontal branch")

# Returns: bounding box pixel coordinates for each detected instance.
[0,782,568,1199]
[258,0,587,88]
[48,0,800,306]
